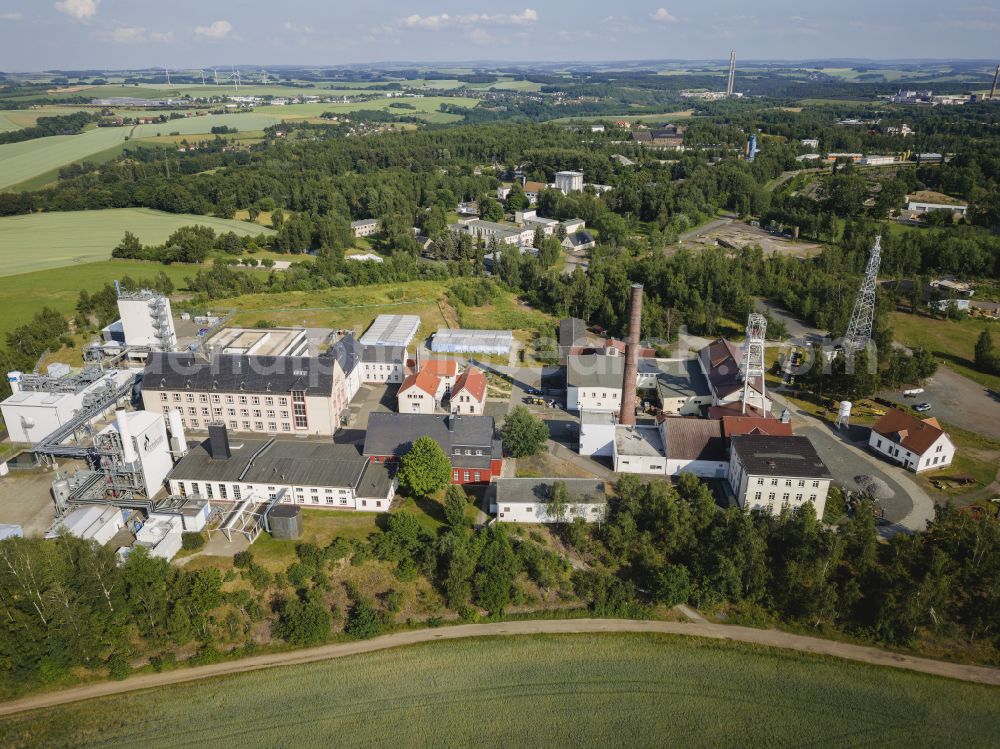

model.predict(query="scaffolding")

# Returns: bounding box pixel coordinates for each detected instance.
[844,235,882,356]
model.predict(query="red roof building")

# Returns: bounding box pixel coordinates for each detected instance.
[451,367,488,415]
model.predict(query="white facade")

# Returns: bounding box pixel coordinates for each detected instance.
[362,359,405,384]
[612,425,667,475]
[118,292,177,352]
[496,499,605,523]
[399,387,437,414]
[48,506,125,545]
[906,200,968,217]
[167,476,394,512]
[1,368,132,444]
[555,171,584,194]
[451,390,484,415]
[860,155,896,166]
[868,429,954,472]
[666,456,728,478]
[101,411,173,496]
[136,515,184,560]
[570,385,622,413]
[351,219,381,237]
[578,411,616,457]
[727,455,830,519]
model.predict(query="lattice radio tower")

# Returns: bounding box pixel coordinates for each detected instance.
[844,235,882,355]
[726,51,736,97]
[740,312,767,415]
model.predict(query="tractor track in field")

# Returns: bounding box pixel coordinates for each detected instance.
[1,617,998,717]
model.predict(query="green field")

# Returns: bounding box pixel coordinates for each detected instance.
[2,634,998,748]
[0,209,273,277]
[0,127,128,190]
[0,260,197,344]
[890,311,1000,392]
[129,113,285,138]
[254,96,478,124]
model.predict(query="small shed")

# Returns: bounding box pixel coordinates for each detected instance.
[267,504,302,540]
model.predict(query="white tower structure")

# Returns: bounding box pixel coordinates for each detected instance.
[726,51,736,97]
[844,235,882,356]
[740,312,767,415]
[835,400,853,429]
[116,286,177,353]
[555,171,584,194]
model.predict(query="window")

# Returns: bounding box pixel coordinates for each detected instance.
[265,397,273,406]
[201,407,209,416]
[809,494,816,502]
[159,392,168,401]
[190,419,199,428]
[463,471,470,482]
[219,484,227,499]
[754,492,762,500]
[251,396,260,405]
[254,421,264,431]
[252,409,262,418]
[242,421,251,430]
[282,423,291,432]
[361,500,367,507]
[797,480,805,487]
[936,444,943,453]
[785,480,792,487]
[212,394,220,403]
[812,481,820,488]
[782,493,790,501]
[526,506,533,513]
[795,493,803,502]
[172,393,181,402]
[453,470,459,481]
[280,410,289,418]
[240,408,249,417]
[268,422,277,432]
[227,408,236,416]
[233,485,241,500]
[226,395,234,404]
[474,472,481,482]
[186,393,194,403]
[876,439,882,448]
[503,507,510,513]
[206,484,214,499]
[178,482,186,497]
[768,492,775,501]
[187,407,196,415]
[266,410,275,418]
[279,397,288,406]
[239,395,248,405]
[199,394,208,403]
[213,407,222,416]
[229,420,237,429]
[192,482,200,495]
[756,478,764,485]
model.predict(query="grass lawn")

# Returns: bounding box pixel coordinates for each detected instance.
[515,451,598,479]
[890,311,1000,392]
[0,209,273,277]
[0,127,129,190]
[3,633,999,747]
[0,260,196,344]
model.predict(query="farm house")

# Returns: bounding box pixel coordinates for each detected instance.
[430,328,514,356]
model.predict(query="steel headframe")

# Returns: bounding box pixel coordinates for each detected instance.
[844,234,883,356]
[741,312,767,415]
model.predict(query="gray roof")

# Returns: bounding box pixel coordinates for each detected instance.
[167,437,385,489]
[615,425,664,458]
[655,359,712,399]
[326,333,361,377]
[351,219,379,228]
[567,354,624,389]
[731,435,832,479]
[361,344,406,363]
[564,231,595,248]
[359,315,421,347]
[363,413,500,466]
[495,478,606,505]
[143,352,334,395]
[559,317,587,348]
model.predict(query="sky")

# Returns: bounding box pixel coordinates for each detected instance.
[0,0,998,71]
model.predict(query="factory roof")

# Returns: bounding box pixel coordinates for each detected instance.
[495,478,607,505]
[614,425,664,458]
[654,359,712,399]
[142,352,335,395]
[358,315,421,347]
[361,344,407,363]
[204,327,306,357]
[559,317,588,349]
[431,328,514,352]
[168,437,391,491]
[730,435,832,479]
[699,338,764,399]
[350,218,380,228]
[661,417,727,461]
[326,333,361,377]
[566,353,625,389]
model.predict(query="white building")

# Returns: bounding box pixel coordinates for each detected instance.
[135,515,184,560]
[450,367,488,415]
[905,196,968,217]
[454,219,535,247]
[728,435,832,518]
[101,410,174,496]
[351,219,381,237]
[613,425,667,475]
[398,369,444,414]
[555,170,584,194]
[360,345,407,384]
[2,368,133,444]
[167,432,396,512]
[204,327,308,357]
[493,478,607,523]
[869,409,955,472]
[860,155,896,166]
[566,354,623,413]
[800,138,820,148]
[115,288,177,359]
[46,505,125,546]
[578,410,617,457]
[431,329,513,356]
[141,352,343,436]
[515,209,560,236]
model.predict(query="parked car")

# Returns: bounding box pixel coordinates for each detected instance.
[914,402,932,412]
[524,387,542,395]
[902,388,924,397]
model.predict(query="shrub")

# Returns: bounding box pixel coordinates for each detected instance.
[181,532,206,551]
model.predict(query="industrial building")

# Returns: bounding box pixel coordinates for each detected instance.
[1,367,134,444]
[364,413,503,485]
[492,478,607,523]
[431,328,514,356]
[727,435,832,518]
[360,344,408,384]
[204,327,308,357]
[612,425,667,475]
[660,417,728,478]
[554,170,584,194]
[46,505,125,545]
[359,315,421,348]
[698,338,772,416]
[101,287,177,362]
[141,352,342,436]
[167,428,396,512]
[654,359,713,416]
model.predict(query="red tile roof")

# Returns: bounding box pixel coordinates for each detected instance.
[720,415,793,439]
[452,366,487,402]
[400,369,440,398]
[421,359,458,378]
[522,181,546,193]
[872,409,947,456]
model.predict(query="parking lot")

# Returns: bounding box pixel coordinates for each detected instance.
[880,366,1000,441]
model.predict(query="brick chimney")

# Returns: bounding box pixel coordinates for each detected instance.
[618,284,643,426]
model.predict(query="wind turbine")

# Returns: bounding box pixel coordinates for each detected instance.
[199,70,206,86]
[164,67,171,85]
[213,68,219,85]
[228,65,241,90]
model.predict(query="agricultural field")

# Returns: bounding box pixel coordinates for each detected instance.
[0,127,128,190]
[130,113,285,138]
[254,96,479,124]
[0,209,273,277]
[3,634,999,748]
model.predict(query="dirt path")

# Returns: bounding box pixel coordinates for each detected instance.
[1,619,997,717]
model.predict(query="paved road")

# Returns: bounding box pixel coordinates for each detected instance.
[2,618,997,717]
[770,389,936,534]
[880,366,1000,442]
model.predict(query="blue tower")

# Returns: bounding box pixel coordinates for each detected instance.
[747,134,758,162]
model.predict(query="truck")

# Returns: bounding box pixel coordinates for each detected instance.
[902,387,925,397]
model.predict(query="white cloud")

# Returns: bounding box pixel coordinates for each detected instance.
[650,8,677,23]
[395,8,538,32]
[109,25,145,43]
[54,0,99,21]
[283,21,315,34]
[193,19,233,40]
[150,31,175,43]
[1,12,23,20]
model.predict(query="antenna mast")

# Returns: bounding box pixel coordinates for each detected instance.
[990,64,1000,101]
[844,235,883,355]
[726,50,736,97]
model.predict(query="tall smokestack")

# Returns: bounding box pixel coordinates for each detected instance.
[619,284,643,426]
